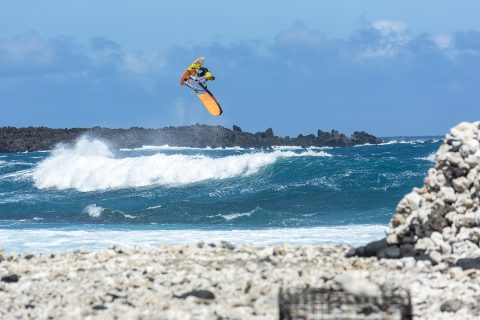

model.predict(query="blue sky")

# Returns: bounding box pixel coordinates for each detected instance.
[1,1,480,136]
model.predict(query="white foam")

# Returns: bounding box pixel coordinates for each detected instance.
[355,139,441,147]
[122,145,336,152]
[217,208,259,221]
[32,137,332,192]
[0,169,34,182]
[83,204,104,218]
[354,141,397,147]
[0,224,387,253]
[0,160,34,168]
[120,145,246,151]
[271,146,335,151]
[146,204,162,210]
[415,152,436,162]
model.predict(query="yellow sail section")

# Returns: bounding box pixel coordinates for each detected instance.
[180,57,205,86]
[197,92,223,116]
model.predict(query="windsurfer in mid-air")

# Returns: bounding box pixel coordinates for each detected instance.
[180,56,223,116]
[185,57,215,86]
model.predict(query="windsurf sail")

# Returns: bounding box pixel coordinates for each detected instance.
[180,57,223,116]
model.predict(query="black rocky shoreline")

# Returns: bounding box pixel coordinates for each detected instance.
[0,125,382,152]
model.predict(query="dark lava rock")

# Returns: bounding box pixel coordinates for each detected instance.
[220,241,235,250]
[1,274,19,283]
[414,252,437,265]
[92,305,107,310]
[455,257,480,270]
[351,131,383,145]
[400,244,416,257]
[377,246,401,259]
[259,256,277,266]
[0,125,382,152]
[345,248,357,258]
[346,237,436,263]
[364,238,389,257]
[400,236,415,244]
[175,290,215,300]
[355,246,366,257]
[24,254,34,260]
[440,299,462,312]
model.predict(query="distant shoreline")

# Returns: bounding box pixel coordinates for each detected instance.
[0,124,382,153]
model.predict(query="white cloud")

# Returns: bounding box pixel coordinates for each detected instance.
[359,20,409,59]
[275,21,327,48]
[0,33,54,70]
[372,20,407,36]
[432,34,452,49]
[122,52,165,76]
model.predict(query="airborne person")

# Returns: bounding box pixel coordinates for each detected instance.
[180,56,223,116]
[197,67,215,83]
[185,57,215,85]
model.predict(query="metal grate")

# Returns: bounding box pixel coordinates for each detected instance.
[279,287,412,320]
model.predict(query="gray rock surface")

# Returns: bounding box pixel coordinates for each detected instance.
[1,245,479,319]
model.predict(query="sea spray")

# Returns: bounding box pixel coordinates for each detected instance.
[83,204,104,217]
[32,137,332,192]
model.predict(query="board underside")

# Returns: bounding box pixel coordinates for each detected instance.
[197,92,223,116]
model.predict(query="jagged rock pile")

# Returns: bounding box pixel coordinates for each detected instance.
[353,122,480,265]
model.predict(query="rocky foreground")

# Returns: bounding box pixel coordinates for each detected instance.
[0,125,382,152]
[1,243,479,320]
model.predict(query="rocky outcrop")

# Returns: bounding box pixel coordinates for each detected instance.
[351,122,480,266]
[0,125,383,152]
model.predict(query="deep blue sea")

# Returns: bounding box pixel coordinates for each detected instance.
[0,136,440,253]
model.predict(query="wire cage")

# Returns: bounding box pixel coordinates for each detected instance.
[278,287,412,320]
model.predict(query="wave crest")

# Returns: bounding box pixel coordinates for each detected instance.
[33,137,331,192]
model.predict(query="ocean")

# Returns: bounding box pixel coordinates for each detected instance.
[0,136,440,253]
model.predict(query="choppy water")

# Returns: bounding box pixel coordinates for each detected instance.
[0,136,440,252]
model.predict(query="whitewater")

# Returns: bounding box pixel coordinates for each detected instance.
[0,136,441,252]
[32,137,332,192]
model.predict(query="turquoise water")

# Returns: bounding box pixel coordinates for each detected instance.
[0,137,440,252]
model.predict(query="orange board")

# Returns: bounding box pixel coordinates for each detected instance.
[197,92,223,116]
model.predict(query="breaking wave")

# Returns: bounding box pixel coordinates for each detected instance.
[415,152,436,162]
[32,137,332,192]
